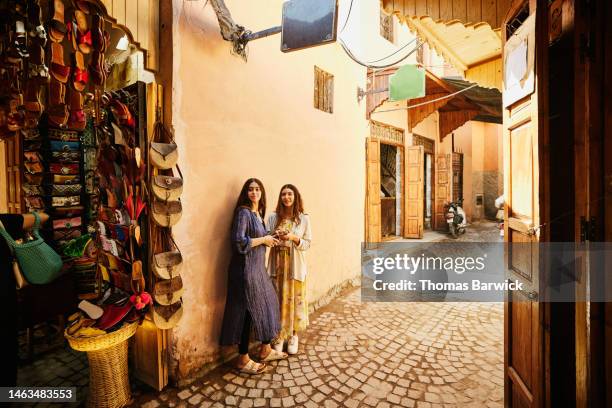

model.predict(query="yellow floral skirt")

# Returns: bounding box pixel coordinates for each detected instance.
[273,246,308,340]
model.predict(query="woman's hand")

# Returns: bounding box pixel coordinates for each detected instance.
[263,235,280,247]
[282,233,300,245]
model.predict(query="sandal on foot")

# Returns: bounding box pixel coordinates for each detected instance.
[260,348,288,362]
[237,359,267,375]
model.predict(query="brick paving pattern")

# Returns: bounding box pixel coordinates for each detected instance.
[134,289,503,407]
[17,222,503,407]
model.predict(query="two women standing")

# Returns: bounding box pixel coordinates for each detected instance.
[219,179,311,374]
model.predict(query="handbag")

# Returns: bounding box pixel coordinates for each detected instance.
[50,140,80,151]
[0,212,63,285]
[50,163,79,175]
[52,195,81,207]
[152,301,183,329]
[53,174,80,184]
[152,172,183,201]
[49,128,79,142]
[150,142,178,170]
[153,276,184,305]
[150,121,178,169]
[0,220,29,289]
[151,200,182,227]
[51,150,80,162]
[152,229,182,279]
[51,184,82,196]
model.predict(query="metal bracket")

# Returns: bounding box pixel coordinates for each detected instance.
[357,86,389,103]
[243,26,282,42]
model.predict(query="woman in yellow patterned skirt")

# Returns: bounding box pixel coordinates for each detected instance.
[267,184,312,355]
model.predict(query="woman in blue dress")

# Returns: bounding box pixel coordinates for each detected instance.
[220,178,288,374]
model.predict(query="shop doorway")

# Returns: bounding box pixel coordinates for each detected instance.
[380,143,402,239]
[365,121,405,242]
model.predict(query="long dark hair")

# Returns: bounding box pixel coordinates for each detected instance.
[274,184,304,228]
[234,178,266,219]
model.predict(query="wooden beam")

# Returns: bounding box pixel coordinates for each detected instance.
[439,109,479,140]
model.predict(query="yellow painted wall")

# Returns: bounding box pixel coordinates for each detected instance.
[168,0,412,380]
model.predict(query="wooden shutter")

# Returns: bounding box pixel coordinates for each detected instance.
[434,154,452,230]
[404,145,423,238]
[365,138,381,243]
[503,2,546,407]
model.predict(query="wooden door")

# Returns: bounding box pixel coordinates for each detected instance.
[4,134,23,214]
[503,1,547,407]
[404,145,423,238]
[365,138,381,243]
[433,154,451,230]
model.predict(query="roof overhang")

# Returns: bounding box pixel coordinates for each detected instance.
[381,0,509,90]
[368,68,502,140]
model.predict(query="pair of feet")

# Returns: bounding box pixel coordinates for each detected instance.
[236,345,288,374]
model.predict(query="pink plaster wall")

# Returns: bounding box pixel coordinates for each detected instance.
[168,0,375,381]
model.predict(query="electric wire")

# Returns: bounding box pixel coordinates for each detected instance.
[370,84,478,113]
[338,0,422,67]
[339,38,424,68]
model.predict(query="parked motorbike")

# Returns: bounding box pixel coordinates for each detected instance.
[495,195,505,237]
[444,199,467,238]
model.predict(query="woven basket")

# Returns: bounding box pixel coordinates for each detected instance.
[65,322,138,408]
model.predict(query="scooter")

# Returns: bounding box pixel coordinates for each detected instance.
[445,199,467,238]
[495,195,505,237]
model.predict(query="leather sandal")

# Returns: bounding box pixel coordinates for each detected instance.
[50,42,70,83]
[49,0,67,43]
[72,10,92,54]
[236,360,268,375]
[67,87,86,130]
[72,50,88,91]
[259,348,288,362]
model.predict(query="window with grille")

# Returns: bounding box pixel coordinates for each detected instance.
[380,11,394,43]
[314,66,334,113]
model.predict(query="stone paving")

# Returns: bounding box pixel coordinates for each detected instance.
[134,291,503,407]
[16,221,503,407]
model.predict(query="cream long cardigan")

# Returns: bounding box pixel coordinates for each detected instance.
[266,212,312,282]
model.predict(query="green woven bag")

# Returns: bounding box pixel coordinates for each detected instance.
[0,212,63,284]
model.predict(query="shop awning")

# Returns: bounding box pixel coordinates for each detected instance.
[381,0,511,90]
[367,68,502,140]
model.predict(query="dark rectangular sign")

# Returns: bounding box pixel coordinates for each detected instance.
[281,0,338,52]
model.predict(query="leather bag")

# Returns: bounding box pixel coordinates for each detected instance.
[152,301,183,329]
[153,275,184,305]
[151,200,182,227]
[150,121,178,169]
[152,174,183,201]
[150,142,178,170]
[152,229,182,279]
